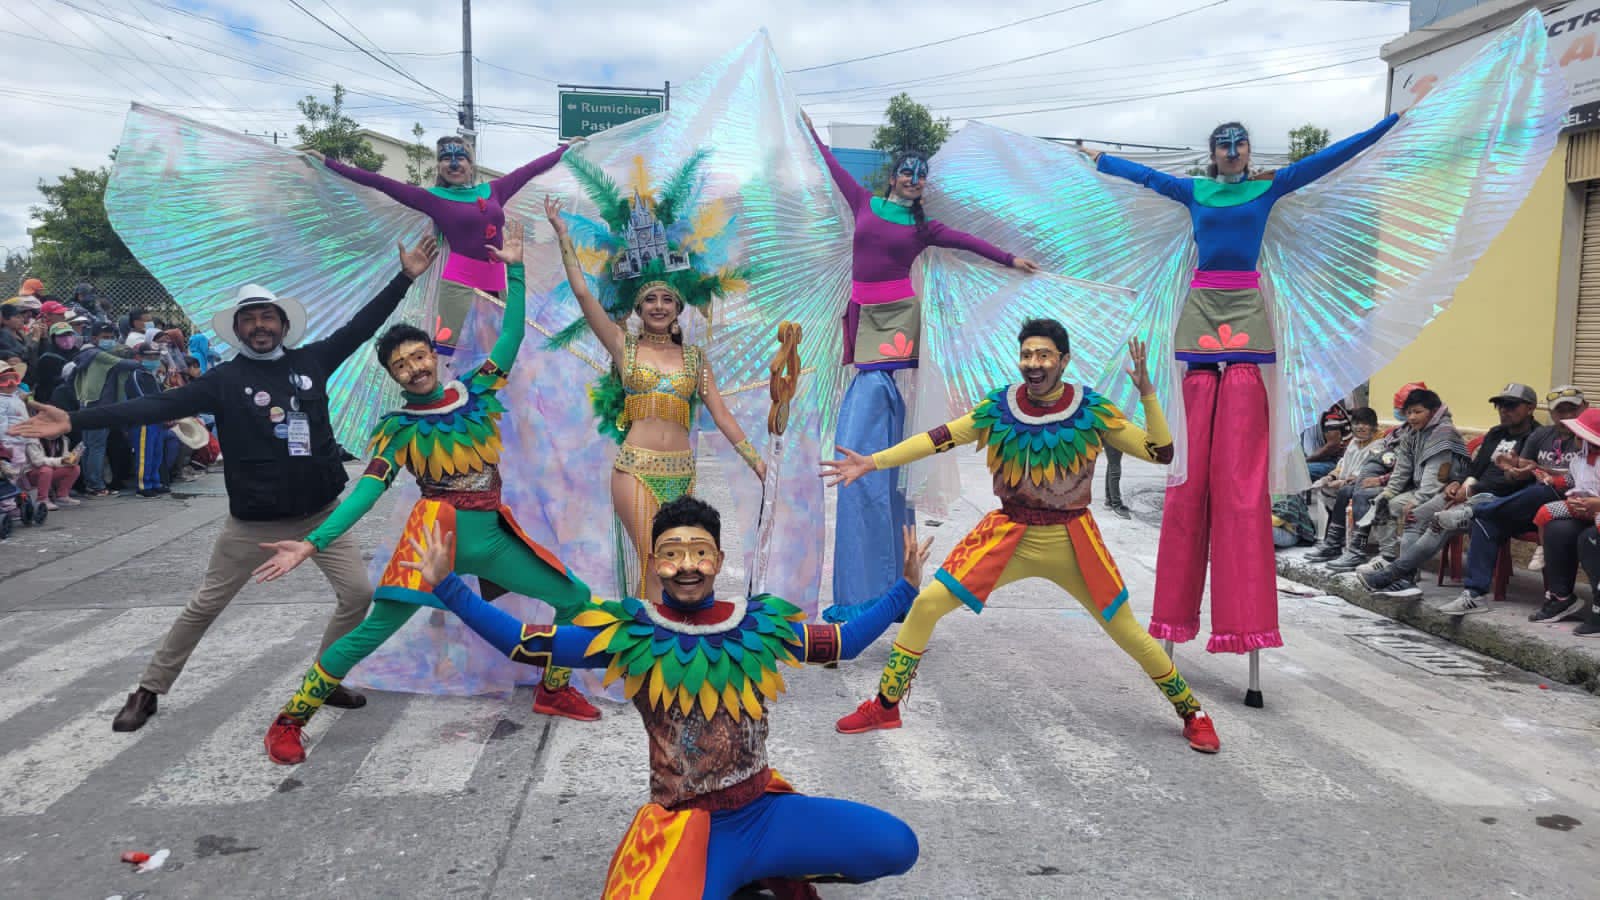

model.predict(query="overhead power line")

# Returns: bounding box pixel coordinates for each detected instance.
[787,0,1111,74]
[283,0,456,106]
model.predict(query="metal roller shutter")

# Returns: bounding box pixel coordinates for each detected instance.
[1573,181,1600,396]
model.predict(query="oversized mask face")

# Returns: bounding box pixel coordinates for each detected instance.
[650,526,722,605]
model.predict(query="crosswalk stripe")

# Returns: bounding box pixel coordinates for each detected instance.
[0,607,176,725]
[342,695,511,798]
[531,708,647,799]
[133,667,346,808]
[0,604,313,816]
[875,688,1007,803]
[0,609,102,657]
[1282,629,1600,809]
[1210,712,1355,803]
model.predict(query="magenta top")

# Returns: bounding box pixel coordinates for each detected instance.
[324,145,568,290]
[807,125,1013,285]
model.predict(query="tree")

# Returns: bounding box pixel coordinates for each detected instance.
[869,93,952,192]
[1288,124,1331,162]
[295,84,385,171]
[404,122,432,187]
[28,153,150,289]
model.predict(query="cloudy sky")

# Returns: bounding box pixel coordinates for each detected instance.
[0,0,1411,257]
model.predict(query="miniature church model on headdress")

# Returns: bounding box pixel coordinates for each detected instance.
[613,189,691,280]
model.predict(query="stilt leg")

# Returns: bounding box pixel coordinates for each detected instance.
[1244,649,1264,708]
[1162,639,1173,656]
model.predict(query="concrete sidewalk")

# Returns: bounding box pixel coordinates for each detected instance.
[1278,550,1600,695]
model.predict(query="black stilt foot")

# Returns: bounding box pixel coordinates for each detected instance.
[1244,689,1264,708]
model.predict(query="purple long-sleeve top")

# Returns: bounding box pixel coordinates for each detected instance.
[1096,114,1399,272]
[323,145,567,288]
[808,125,1013,283]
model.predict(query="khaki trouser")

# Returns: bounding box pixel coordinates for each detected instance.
[139,504,372,694]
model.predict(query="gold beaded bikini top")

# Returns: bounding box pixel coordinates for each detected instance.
[619,334,702,431]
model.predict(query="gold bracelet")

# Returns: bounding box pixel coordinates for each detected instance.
[734,438,762,472]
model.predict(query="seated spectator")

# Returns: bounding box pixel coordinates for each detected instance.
[1303,401,1351,481]
[1529,404,1600,628]
[20,428,81,510]
[1328,384,1462,572]
[1272,494,1318,548]
[1360,383,1540,607]
[1513,387,1588,573]
[1306,407,1381,562]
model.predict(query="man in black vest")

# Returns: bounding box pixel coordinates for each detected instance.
[9,236,437,732]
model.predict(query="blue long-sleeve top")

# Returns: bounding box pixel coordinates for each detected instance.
[1096,114,1399,272]
[431,574,917,668]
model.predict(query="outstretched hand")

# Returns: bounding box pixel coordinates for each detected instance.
[543,195,568,235]
[487,220,524,265]
[399,234,439,279]
[6,403,70,439]
[303,148,326,165]
[1125,338,1155,397]
[253,540,316,583]
[1013,258,1041,274]
[820,447,875,487]
[901,524,935,589]
[398,521,455,587]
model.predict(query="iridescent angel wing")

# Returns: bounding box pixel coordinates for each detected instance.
[1259,8,1566,487]
[924,122,1197,477]
[104,104,436,451]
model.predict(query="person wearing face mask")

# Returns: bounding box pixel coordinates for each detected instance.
[62,323,140,497]
[822,319,1220,753]
[8,236,438,732]
[800,110,1040,625]
[414,497,927,898]
[30,323,79,406]
[305,134,573,360]
[1087,114,1399,699]
[251,223,603,764]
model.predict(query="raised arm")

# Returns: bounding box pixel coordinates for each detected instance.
[696,354,764,481]
[1269,113,1399,195]
[803,114,871,213]
[252,443,401,582]
[483,222,527,376]
[1095,153,1195,206]
[796,528,926,663]
[321,156,442,213]
[489,145,569,204]
[546,195,625,361]
[1101,340,1174,465]
[821,411,981,487]
[923,220,1016,268]
[301,236,436,371]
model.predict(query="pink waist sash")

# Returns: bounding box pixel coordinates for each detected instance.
[850,278,916,305]
[442,253,507,293]
[1190,270,1261,290]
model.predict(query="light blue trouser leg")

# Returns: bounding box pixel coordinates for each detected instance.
[828,370,911,617]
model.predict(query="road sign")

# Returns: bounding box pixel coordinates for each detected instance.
[559,90,665,140]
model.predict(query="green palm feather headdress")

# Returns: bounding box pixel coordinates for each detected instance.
[548,151,748,441]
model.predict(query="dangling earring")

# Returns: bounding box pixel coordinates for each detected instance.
[670,320,682,337]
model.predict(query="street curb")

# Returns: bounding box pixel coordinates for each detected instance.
[1277,557,1600,696]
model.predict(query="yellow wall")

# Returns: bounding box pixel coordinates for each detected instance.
[1368,141,1568,433]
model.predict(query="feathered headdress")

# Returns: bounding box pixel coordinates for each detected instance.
[547,150,747,349]
[548,151,748,441]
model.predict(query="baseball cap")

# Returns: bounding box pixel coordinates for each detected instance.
[1488,383,1537,405]
[38,300,68,317]
[1547,385,1586,410]
[47,322,74,337]
[19,278,43,296]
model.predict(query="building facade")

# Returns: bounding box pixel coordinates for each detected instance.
[1373,1,1600,429]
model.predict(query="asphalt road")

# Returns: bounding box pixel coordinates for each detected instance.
[1,454,1597,899]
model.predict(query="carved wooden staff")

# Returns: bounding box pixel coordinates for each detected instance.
[747,321,803,596]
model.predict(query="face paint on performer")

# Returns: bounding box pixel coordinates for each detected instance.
[233,304,287,355]
[888,153,929,202]
[650,525,723,608]
[635,285,684,336]
[384,339,440,396]
[1209,124,1251,179]
[437,141,474,186]
[1018,336,1068,398]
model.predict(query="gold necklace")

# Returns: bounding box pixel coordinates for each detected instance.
[639,329,674,345]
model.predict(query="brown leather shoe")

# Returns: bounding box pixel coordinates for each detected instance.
[112,688,158,732]
[323,685,366,709]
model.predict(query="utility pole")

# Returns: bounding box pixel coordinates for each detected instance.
[460,0,475,145]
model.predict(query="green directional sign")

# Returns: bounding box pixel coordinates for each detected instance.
[559,91,665,140]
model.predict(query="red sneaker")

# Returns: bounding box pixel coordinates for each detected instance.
[265,714,307,765]
[533,684,602,722]
[1183,711,1220,754]
[836,697,901,734]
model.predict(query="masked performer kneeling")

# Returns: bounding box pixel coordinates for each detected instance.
[825,319,1220,753]
[254,222,600,766]
[407,498,925,899]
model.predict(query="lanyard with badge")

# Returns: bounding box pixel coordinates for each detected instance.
[285,368,312,457]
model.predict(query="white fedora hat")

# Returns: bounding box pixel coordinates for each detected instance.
[211,284,308,350]
[172,417,212,450]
